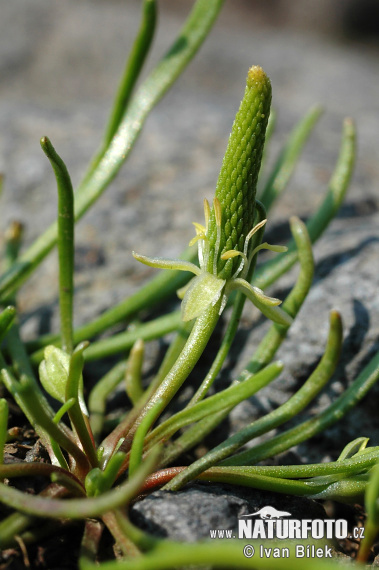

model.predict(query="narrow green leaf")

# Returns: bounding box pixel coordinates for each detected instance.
[129,402,164,479]
[226,345,379,466]
[0,306,16,344]
[358,461,379,561]
[337,437,370,462]
[89,361,127,443]
[254,117,356,290]
[146,362,282,451]
[125,339,145,406]
[40,136,74,354]
[31,310,182,364]
[242,215,314,376]
[165,310,342,489]
[259,105,323,211]
[66,342,98,467]
[103,0,157,148]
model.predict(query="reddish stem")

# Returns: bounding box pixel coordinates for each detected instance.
[140,467,186,492]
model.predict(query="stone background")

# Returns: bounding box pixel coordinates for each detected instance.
[1,0,379,466]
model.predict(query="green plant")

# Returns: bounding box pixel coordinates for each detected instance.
[1,1,379,567]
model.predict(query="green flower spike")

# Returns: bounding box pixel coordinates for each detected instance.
[133,66,292,327]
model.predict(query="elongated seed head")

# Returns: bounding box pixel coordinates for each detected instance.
[207,66,272,278]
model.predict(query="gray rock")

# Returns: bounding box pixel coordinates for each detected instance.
[130,483,326,542]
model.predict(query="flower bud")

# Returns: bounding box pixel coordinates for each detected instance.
[39,345,70,403]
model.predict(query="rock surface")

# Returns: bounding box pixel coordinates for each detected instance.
[131,483,326,542]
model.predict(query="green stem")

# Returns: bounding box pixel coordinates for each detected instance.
[99,322,194,461]
[0,399,8,468]
[159,407,230,467]
[150,319,194,390]
[0,484,68,549]
[5,321,37,383]
[146,449,379,492]
[102,511,141,558]
[145,362,282,452]
[117,301,222,459]
[66,343,98,467]
[188,203,266,404]
[112,510,158,552]
[199,469,327,496]
[1,330,60,457]
[159,215,314,470]
[100,452,126,492]
[164,310,342,490]
[40,136,74,354]
[125,339,145,405]
[188,294,244,404]
[357,461,379,561]
[51,398,76,470]
[212,451,379,480]
[0,306,16,344]
[357,519,378,562]
[88,361,127,443]
[128,402,164,478]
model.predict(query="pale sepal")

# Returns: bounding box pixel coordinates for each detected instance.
[181,273,226,322]
[176,278,195,300]
[132,252,201,275]
[39,345,69,404]
[229,278,293,327]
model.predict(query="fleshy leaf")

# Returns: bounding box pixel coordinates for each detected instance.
[337,437,370,462]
